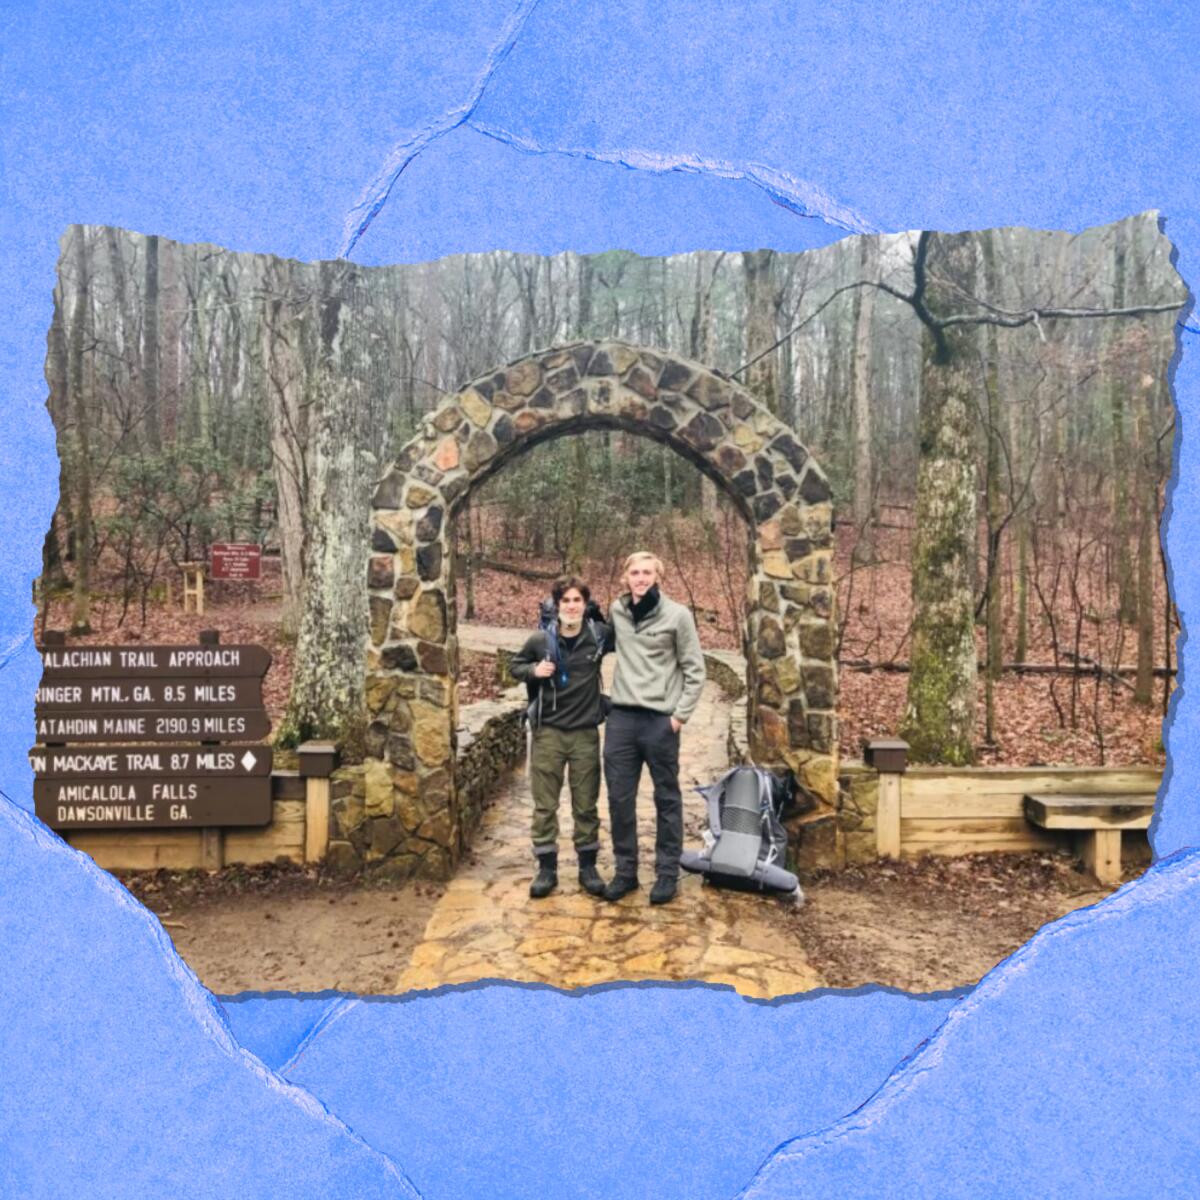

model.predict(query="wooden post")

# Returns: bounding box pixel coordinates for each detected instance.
[1078,828,1123,886]
[876,774,902,858]
[42,631,67,747]
[182,562,205,615]
[197,629,223,868]
[865,738,908,860]
[299,740,340,863]
[199,828,224,871]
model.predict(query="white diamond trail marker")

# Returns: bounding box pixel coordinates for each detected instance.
[241,750,258,772]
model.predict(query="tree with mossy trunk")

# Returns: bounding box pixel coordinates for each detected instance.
[275,260,373,756]
[890,222,1185,760]
[900,231,979,765]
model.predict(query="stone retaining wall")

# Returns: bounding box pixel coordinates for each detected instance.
[326,698,526,880]
[455,701,525,846]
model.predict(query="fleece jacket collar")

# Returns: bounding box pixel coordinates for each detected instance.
[630,584,661,624]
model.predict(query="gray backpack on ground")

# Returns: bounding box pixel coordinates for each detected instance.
[680,765,805,903]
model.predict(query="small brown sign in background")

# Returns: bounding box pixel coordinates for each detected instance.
[210,542,263,581]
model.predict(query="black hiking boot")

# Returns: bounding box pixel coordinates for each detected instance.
[529,851,559,899]
[649,874,678,906]
[602,873,640,902]
[577,847,606,897]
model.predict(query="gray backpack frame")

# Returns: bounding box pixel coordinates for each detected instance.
[680,765,804,900]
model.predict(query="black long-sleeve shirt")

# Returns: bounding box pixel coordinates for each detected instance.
[509,621,614,730]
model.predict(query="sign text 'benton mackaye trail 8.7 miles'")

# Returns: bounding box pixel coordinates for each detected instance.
[31,745,274,829]
[31,640,274,829]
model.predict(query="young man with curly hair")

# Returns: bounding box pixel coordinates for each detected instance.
[509,576,613,899]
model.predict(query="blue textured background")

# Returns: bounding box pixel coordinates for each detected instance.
[1,3,1198,1196]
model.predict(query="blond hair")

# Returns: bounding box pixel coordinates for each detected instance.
[621,551,664,588]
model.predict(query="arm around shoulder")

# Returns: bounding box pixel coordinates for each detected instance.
[598,621,616,655]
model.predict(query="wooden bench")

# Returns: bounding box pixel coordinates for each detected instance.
[1023,793,1155,885]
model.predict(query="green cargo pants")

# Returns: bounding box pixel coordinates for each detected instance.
[529,725,602,853]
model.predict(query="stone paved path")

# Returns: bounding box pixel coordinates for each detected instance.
[398,628,824,997]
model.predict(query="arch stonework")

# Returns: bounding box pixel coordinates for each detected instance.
[361,341,838,878]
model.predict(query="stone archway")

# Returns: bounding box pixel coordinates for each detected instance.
[362,341,838,877]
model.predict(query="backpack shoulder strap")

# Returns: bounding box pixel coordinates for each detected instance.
[586,618,604,661]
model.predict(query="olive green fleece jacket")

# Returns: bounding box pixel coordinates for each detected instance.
[609,591,707,724]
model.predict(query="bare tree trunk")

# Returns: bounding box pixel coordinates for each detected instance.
[577,253,595,337]
[1007,305,1030,663]
[1134,434,1155,707]
[261,257,308,638]
[68,226,94,636]
[102,227,142,444]
[1108,223,1137,623]
[143,234,161,451]
[159,237,183,443]
[277,261,371,755]
[42,279,72,596]
[462,499,476,621]
[851,236,877,530]
[1015,516,1030,663]
[901,232,978,765]
[980,232,1006,746]
[692,252,721,517]
[1132,226,1160,705]
[567,436,588,572]
[742,249,779,414]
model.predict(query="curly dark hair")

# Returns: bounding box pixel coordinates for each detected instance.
[551,575,591,604]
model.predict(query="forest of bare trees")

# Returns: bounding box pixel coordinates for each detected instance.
[40,215,1186,763]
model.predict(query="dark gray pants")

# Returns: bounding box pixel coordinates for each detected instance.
[603,708,682,880]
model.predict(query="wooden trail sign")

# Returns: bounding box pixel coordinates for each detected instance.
[36,640,272,745]
[39,643,271,678]
[33,637,275,829]
[210,543,263,581]
[36,677,264,711]
[35,708,272,744]
[35,777,271,829]
[32,745,273,777]
[30,744,273,830]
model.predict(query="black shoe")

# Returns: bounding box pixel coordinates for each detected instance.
[649,874,678,905]
[530,851,558,899]
[577,847,606,897]
[602,874,640,902]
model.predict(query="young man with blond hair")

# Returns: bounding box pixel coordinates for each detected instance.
[602,550,706,905]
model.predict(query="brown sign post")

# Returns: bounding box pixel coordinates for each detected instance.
[33,633,274,832]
